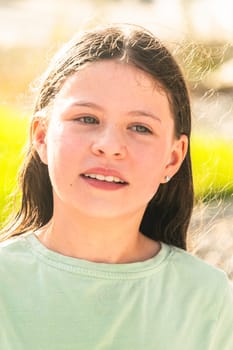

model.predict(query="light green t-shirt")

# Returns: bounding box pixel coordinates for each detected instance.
[0,232,233,350]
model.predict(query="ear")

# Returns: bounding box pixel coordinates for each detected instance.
[161,134,188,183]
[31,116,48,164]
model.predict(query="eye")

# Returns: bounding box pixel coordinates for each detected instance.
[130,124,152,134]
[75,116,99,124]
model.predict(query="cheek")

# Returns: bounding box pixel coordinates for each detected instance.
[134,140,170,170]
[132,140,171,188]
[45,130,81,175]
[47,125,84,158]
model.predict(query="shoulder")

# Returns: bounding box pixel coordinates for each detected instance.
[165,243,231,295]
[168,244,227,279]
[0,233,32,266]
[164,244,233,324]
[166,245,233,348]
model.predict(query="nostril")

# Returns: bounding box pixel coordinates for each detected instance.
[91,141,127,159]
[93,147,105,155]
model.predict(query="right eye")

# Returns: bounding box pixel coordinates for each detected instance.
[75,116,99,124]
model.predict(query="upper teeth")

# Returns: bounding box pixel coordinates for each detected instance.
[83,174,125,183]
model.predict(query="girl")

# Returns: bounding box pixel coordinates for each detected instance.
[0,24,233,349]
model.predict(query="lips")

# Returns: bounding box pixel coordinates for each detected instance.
[80,167,129,187]
[82,173,126,184]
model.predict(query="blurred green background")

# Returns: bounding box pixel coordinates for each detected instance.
[0,0,233,276]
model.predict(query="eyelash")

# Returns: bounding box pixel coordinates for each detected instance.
[75,116,99,124]
[74,116,153,135]
[129,125,153,134]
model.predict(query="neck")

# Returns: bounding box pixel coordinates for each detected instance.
[35,207,160,264]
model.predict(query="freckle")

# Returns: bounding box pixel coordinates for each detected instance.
[69,183,73,187]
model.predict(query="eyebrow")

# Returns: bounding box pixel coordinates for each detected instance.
[69,101,161,123]
[127,110,161,123]
[70,101,103,111]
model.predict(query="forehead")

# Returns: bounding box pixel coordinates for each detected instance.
[52,60,172,117]
[51,60,174,131]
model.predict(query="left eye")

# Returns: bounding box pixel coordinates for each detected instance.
[130,125,152,134]
[76,116,99,124]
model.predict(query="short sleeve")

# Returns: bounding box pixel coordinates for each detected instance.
[210,277,233,349]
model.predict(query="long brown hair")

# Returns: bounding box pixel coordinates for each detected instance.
[1,24,193,249]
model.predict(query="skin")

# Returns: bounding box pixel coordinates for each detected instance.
[33,60,188,263]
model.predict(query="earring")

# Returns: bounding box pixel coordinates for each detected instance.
[165,175,171,182]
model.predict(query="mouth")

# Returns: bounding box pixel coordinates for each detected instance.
[81,173,128,185]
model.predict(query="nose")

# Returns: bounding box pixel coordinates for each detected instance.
[91,126,127,159]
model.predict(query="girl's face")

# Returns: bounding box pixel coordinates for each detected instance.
[34,60,187,219]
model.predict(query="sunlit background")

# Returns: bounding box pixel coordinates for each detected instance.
[0,0,233,278]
